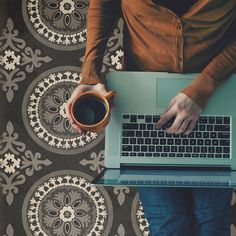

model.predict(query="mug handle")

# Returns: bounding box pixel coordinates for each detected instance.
[104,91,117,100]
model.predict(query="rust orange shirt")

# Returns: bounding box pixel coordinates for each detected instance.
[80,0,236,108]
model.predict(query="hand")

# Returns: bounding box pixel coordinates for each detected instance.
[156,93,202,135]
[66,83,113,134]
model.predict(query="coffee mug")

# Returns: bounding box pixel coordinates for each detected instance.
[71,91,116,132]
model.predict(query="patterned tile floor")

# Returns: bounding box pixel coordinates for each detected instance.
[0,0,236,235]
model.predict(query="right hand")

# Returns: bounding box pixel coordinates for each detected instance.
[66,83,115,134]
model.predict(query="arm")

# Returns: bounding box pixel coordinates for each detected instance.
[80,0,121,85]
[157,21,236,134]
[181,21,236,109]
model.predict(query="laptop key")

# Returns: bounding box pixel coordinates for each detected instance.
[197,139,204,145]
[123,131,135,137]
[160,139,166,145]
[175,139,181,145]
[143,131,150,137]
[212,140,218,146]
[220,140,230,146]
[215,154,222,158]
[123,123,138,129]
[223,147,230,153]
[192,154,199,158]
[161,153,168,157]
[207,154,214,158]
[148,146,155,152]
[164,146,170,152]
[171,146,177,152]
[214,125,230,131]
[137,138,144,144]
[216,117,223,124]
[141,146,148,152]
[210,132,217,138]
[122,145,132,151]
[138,153,144,156]
[218,132,230,139]
[123,114,129,119]
[130,115,137,122]
[130,138,136,144]
[138,115,145,119]
[145,138,151,144]
[145,115,152,123]
[223,117,230,124]
[223,154,230,158]
[122,138,129,144]
[136,131,142,137]
[147,124,154,130]
[130,152,137,156]
[145,153,152,157]
[134,145,140,152]
[153,115,160,123]
[153,153,160,157]
[200,154,206,158]
[140,124,146,130]
[201,147,207,153]
[152,139,159,145]
[184,153,191,157]
[177,153,183,157]
[122,152,129,156]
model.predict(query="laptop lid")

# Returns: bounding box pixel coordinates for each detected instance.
[104,72,236,170]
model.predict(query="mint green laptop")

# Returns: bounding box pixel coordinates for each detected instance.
[92,72,236,188]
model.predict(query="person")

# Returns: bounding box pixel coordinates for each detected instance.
[66,1,236,235]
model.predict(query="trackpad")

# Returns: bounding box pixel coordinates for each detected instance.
[156,78,192,108]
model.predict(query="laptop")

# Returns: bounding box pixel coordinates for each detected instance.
[92,72,236,188]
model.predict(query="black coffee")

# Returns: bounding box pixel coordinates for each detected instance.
[73,96,107,125]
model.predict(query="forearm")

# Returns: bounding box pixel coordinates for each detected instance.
[80,0,121,85]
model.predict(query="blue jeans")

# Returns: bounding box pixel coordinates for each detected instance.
[138,187,233,236]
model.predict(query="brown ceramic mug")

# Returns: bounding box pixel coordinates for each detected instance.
[71,91,116,132]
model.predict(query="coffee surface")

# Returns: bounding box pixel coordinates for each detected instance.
[73,96,107,125]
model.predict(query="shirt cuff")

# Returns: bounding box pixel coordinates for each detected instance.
[80,59,105,85]
[180,72,219,109]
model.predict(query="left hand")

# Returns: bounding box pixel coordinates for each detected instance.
[156,93,202,135]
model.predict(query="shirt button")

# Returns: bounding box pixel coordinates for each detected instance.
[179,57,183,62]
[177,24,182,30]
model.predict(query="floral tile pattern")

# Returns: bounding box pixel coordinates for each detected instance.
[1,1,236,236]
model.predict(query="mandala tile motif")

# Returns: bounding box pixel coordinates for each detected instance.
[101,18,124,75]
[131,193,150,236]
[22,0,88,50]
[22,66,104,155]
[0,121,52,206]
[0,18,52,103]
[22,170,113,236]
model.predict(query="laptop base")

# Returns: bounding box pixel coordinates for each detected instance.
[92,166,236,188]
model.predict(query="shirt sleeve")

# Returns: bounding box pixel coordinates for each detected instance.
[181,21,236,109]
[79,0,121,85]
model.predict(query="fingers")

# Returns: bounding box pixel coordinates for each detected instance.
[156,93,202,134]
[65,83,113,134]
[166,114,188,134]
[156,107,176,129]
[184,118,198,135]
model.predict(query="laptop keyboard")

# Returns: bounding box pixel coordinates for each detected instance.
[121,114,231,158]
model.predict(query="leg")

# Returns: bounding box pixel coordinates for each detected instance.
[192,188,233,236]
[138,187,192,236]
